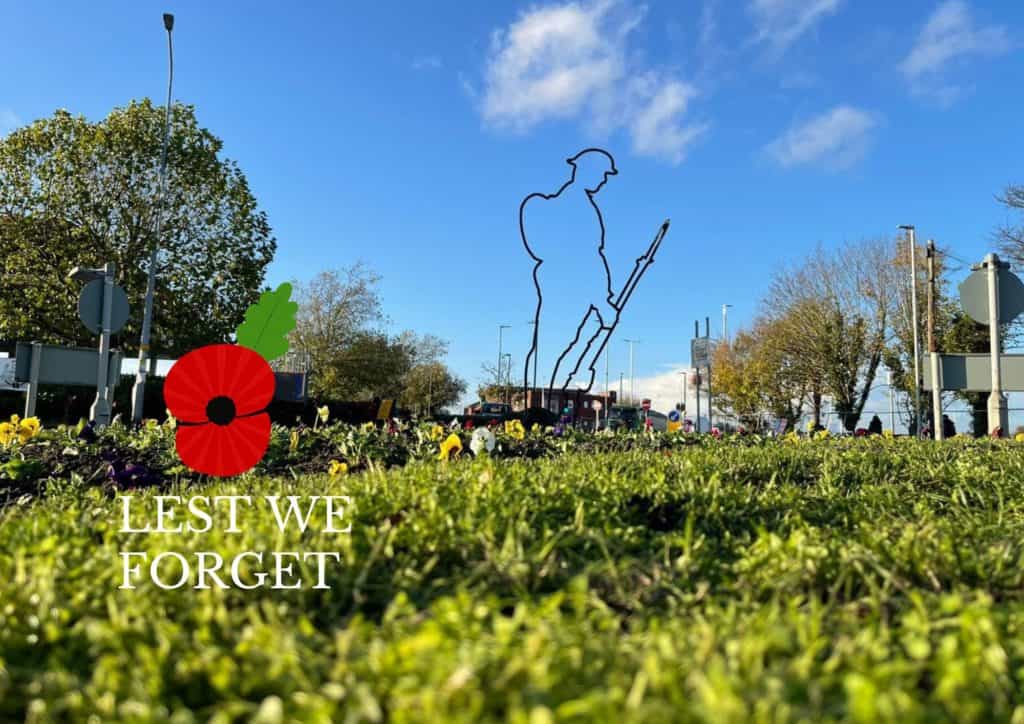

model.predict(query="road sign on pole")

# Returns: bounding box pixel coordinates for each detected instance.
[691,337,711,368]
[958,262,1024,326]
[15,343,122,417]
[78,279,130,335]
[923,353,1024,392]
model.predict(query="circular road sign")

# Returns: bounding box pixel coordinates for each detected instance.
[958,267,1024,326]
[78,279,130,335]
[668,409,681,422]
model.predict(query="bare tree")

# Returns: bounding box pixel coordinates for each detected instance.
[763,239,896,431]
[997,185,1024,265]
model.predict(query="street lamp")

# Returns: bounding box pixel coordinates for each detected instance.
[624,338,639,404]
[722,304,733,344]
[131,12,175,424]
[899,224,922,437]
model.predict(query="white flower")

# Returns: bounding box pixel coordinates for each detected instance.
[470,427,496,455]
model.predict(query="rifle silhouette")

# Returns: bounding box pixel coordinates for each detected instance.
[555,219,670,393]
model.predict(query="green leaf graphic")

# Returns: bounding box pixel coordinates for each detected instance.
[235,282,298,361]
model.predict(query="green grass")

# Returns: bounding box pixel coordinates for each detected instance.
[2,440,1024,722]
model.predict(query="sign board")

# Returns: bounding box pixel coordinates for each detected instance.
[376,398,394,420]
[958,268,1024,326]
[691,337,711,368]
[78,279,131,335]
[641,398,651,411]
[922,353,1024,392]
[668,409,680,422]
[14,343,122,388]
[0,358,27,391]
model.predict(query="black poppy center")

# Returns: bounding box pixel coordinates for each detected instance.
[206,396,236,426]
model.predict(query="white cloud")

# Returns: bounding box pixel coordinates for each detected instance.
[0,109,21,135]
[749,0,842,54]
[900,1,1010,79]
[765,105,878,170]
[594,364,688,415]
[627,78,709,164]
[412,55,442,71]
[479,0,707,165]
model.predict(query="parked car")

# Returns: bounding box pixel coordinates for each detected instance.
[477,402,512,420]
[604,405,642,431]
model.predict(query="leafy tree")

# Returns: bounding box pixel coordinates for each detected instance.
[477,359,521,407]
[712,319,807,431]
[290,265,459,404]
[290,265,386,398]
[401,362,466,416]
[0,101,275,354]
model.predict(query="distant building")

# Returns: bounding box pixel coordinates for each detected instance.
[520,388,617,423]
[467,387,618,423]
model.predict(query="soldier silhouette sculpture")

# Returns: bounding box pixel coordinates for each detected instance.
[521,148,669,400]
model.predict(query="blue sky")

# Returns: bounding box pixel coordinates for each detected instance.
[2,0,1023,427]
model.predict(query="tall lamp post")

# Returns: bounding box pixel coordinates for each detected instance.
[131,13,175,424]
[722,304,733,344]
[899,225,922,436]
[497,323,511,403]
[624,338,639,404]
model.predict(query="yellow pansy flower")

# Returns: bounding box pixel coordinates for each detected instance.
[531,423,541,434]
[430,423,445,440]
[504,419,525,440]
[18,417,41,443]
[9,414,20,427]
[439,433,463,461]
[816,429,830,440]
[328,459,348,477]
[318,406,330,424]
[0,422,15,446]
[289,430,300,453]
[361,421,375,432]
[1015,432,1024,443]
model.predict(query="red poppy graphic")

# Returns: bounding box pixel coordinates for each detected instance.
[164,343,275,477]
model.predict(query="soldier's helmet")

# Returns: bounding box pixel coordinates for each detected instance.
[566,148,617,193]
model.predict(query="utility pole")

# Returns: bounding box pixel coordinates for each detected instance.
[132,13,175,425]
[619,372,624,403]
[888,368,896,434]
[722,304,733,344]
[705,317,713,432]
[926,240,942,440]
[624,338,639,404]
[900,225,922,437]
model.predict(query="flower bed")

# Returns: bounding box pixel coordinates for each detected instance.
[2,436,1023,720]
